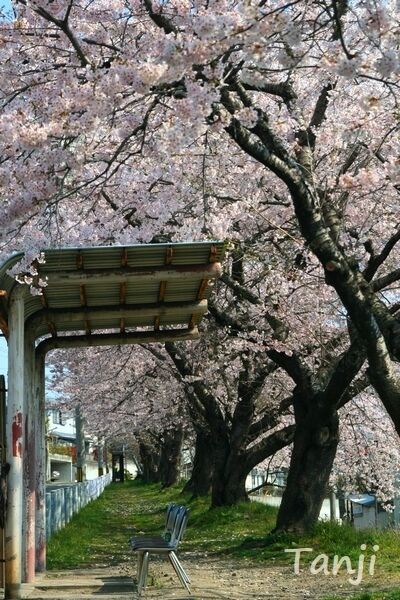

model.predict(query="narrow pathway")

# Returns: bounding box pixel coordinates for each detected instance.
[27,482,400,600]
[21,557,400,600]
[22,568,135,599]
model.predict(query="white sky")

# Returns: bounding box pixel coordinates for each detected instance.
[0,338,6,382]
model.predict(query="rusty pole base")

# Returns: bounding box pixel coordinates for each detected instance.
[4,581,21,599]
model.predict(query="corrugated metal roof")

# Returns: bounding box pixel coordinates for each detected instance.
[0,242,226,340]
[348,494,376,507]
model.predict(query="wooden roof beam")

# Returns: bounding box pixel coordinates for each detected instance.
[40,289,57,337]
[155,246,173,330]
[41,262,222,284]
[36,327,200,355]
[120,249,128,333]
[79,284,91,335]
[196,244,219,301]
[26,300,208,330]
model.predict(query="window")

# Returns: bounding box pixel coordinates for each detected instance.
[51,409,63,425]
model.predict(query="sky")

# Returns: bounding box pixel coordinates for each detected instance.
[0,0,13,20]
[0,338,6,382]
[0,338,56,396]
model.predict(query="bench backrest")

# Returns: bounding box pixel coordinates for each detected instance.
[164,504,189,547]
[170,505,189,546]
[163,503,179,540]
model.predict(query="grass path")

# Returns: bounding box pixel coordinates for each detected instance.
[47,480,278,569]
[47,481,400,600]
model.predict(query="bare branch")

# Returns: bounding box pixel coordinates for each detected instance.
[142,0,178,35]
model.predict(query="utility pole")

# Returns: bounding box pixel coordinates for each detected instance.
[75,406,85,482]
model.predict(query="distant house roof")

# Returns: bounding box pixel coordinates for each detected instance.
[348,494,376,507]
[53,432,76,442]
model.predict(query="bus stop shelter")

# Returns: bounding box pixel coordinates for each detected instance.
[0,241,225,599]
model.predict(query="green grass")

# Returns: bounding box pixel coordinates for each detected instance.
[47,480,400,580]
[322,591,400,600]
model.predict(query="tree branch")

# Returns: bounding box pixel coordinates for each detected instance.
[245,425,295,472]
[364,227,400,282]
[323,339,365,408]
[142,0,178,35]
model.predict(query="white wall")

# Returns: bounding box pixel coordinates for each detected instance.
[49,454,73,483]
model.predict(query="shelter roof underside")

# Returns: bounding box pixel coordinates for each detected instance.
[0,242,225,340]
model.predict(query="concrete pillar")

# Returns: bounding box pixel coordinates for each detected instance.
[23,331,36,583]
[35,351,46,572]
[5,286,25,599]
[59,489,65,529]
[65,487,73,523]
[72,485,78,514]
[51,491,60,533]
[45,493,51,541]
[0,374,7,589]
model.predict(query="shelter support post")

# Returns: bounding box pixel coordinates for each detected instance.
[35,351,46,572]
[22,331,36,583]
[0,375,6,589]
[5,287,25,599]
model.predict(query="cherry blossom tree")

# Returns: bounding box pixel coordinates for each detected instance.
[1,0,400,531]
[334,392,400,509]
[48,344,189,487]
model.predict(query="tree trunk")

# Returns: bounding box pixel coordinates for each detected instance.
[211,442,249,507]
[138,440,160,483]
[274,396,339,533]
[158,428,184,488]
[183,429,214,496]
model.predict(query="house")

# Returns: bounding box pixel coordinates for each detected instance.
[245,467,288,495]
[46,407,138,482]
[47,409,76,483]
[347,493,400,530]
[46,408,107,482]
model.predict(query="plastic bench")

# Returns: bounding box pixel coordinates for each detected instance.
[129,504,190,595]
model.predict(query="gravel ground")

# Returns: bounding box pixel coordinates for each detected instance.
[25,554,400,600]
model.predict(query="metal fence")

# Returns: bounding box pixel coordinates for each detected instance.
[45,473,112,539]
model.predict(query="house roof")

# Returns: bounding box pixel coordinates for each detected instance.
[0,241,226,343]
[348,494,376,507]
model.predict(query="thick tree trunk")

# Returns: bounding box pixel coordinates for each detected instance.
[210,423,296,508]
[158,428,184,488]
[138,440,160,483]
[211,443,249,507]
[183,429,214,496]
[274,397,339,533]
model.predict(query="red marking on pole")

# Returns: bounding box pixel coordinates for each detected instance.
[26,545,35,583]
[36,539,46,572]
[12,413,22,458]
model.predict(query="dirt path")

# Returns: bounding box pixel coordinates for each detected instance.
[25,554,400,600]
[121,552,400,599]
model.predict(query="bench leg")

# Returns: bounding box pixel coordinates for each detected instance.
[169,552,191,593]
[137,551,144,585]
[142,552,150,589]
[137,551,149,595]
[170,551,190,584]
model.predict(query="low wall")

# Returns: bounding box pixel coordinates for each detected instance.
[45,472,112,540]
